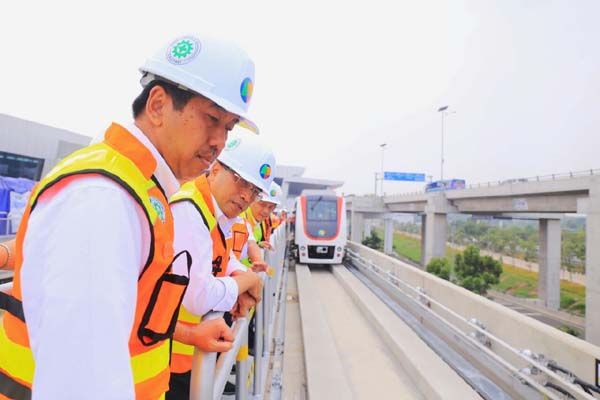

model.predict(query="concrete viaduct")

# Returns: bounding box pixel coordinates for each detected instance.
[346,174,600,345]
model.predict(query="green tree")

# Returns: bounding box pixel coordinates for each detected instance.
[454,245,503,294]
[362,231,382,250]
[426,257,451,280]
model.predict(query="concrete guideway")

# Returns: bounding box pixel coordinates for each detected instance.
[347,241,600,400]
[294,263,481,399]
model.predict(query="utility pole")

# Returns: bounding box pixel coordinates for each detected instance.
[437,106,454,181]
[379,143,387,196]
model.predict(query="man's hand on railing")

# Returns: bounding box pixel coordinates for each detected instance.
[247,273,263,304]
[230,292,257,319]
[250,260,269,273]
[173,318,234,352]
[258,241,274,251]
[0,240,15,270]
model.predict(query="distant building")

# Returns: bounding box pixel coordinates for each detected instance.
[0,114,90,180]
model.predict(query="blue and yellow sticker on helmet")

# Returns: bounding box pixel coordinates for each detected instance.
[259,164,271,179]
[240,77,253,103]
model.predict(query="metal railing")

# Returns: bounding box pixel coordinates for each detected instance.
[189,224,288,399]
[0,224,289,400]
[0,214,19,238]
[346,248,598,400]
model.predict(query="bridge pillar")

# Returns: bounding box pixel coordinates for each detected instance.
[583,183,600,345]
[423,213,447,267]
[538,218,561,310]
[350,211,365,243]
[420,215,427,267]
[422,194,454,267]
[364,220,372,238]
[384,218,394,254]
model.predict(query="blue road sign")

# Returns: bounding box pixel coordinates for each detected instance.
[384,172,426,182]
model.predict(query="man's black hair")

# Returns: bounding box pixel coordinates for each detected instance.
[131,79,196,118]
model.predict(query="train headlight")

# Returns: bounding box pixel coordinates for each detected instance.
[300,246,306,251]
[336,247,342,251]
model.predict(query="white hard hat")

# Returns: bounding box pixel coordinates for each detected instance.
[140,34,256,130]
[217,126,276,193]
[261,182,282,205]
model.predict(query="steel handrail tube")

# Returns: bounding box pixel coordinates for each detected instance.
[212,316,249,400]
[190,311,224,400]
[252,273,265,395]
[188,225,286,400]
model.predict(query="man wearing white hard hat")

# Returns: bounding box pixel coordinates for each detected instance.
[239,181,283,271]
[0,34,258,399]
[168,127,276,399]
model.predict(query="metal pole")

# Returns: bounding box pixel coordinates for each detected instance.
[235,330,249,400]
[252,276,265,395]
[189,312,222,400]
[381,148,385,196]
[373,172,378,195]
[441,110,445,181]
[379,143,387,196]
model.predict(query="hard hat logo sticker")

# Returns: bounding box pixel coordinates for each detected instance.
[167,37,201,65]
[270,189,277,197]
[240,77,253,103]
[259,164,271,180]
[225,138,241,151]
[318,229,326,236]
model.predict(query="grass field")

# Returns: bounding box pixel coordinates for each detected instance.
[372,230,586,316]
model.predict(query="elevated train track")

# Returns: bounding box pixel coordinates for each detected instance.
[289,243,600,400]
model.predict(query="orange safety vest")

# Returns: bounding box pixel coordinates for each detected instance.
[261,215,273,243]
[168,174,234,374]
[0,123,190,400]
[231,221,249,261]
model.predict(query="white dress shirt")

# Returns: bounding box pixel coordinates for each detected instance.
[21,122,179,400]
[172,193,246,317]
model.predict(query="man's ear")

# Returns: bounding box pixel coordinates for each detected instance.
[145,85,169,127]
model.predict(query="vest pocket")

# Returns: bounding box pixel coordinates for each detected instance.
[138,251,191,346]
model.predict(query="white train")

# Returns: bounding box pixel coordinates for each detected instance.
[293,190,346,264]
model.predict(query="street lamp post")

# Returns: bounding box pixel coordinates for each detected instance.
[379,143,387,196]
[437,105,452,181]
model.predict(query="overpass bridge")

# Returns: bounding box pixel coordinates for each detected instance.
[346,171,600,346]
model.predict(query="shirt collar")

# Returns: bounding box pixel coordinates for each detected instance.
[125,122,180,199]
[211,193,236,234]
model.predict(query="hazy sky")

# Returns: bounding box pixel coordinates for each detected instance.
[1,1,599,195]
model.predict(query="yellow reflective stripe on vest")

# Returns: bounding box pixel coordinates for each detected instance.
[31,143,159,224]
[169,180,217,232]
[0,323,171,387]
[177,305,202,324]
[130,340,170,384]
[172,306,203,356]
[0,323,34,384]
[171,339,195,357]
[241,257,252,268]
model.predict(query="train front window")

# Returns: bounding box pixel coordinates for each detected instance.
[305,196,338,239]
[306,199,337,221]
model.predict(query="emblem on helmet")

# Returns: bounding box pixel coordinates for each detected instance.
[240,77,253,103]
[259,164,271,179]
[166,36,201,65]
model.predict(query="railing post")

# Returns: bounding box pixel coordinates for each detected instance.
[253,275,265,395]
[189,312,222,399]
[235,329,249,400]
